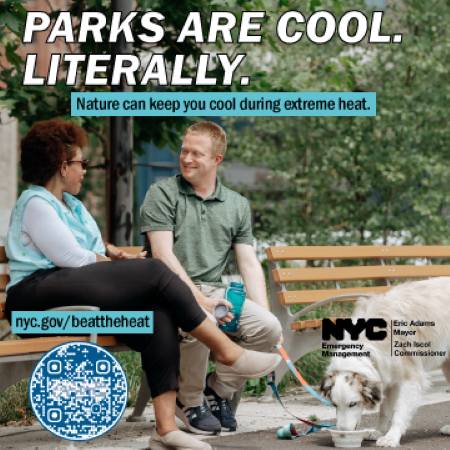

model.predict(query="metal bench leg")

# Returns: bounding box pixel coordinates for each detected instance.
[0,360,37,396]
[228,384,245,416]
[127,369,152,422]
[260,259,294,402]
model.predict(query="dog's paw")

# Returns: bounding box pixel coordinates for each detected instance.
[365,430,383,441]
[440,425,450,435]
[376,435,401,447]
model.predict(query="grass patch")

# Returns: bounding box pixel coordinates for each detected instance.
[0,321,36,424]
[113,351,145,407]
[0,379,34,424]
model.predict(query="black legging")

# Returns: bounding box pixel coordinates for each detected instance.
[5,258,207,398]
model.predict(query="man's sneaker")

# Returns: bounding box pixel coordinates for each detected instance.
[204,376,237,432]
[175,398,221,435]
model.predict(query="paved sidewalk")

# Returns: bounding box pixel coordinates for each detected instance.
[0,370,448,449]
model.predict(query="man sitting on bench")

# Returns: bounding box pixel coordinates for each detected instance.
[140,121,282,434]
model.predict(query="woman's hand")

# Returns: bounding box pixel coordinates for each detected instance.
[106,244,147,260]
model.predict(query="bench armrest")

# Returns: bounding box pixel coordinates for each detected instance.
[0,305,101,344]
[291,293,375,321]
[48,305,100,312]
[0,327,11,341]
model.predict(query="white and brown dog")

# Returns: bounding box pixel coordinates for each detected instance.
[320,277,450,447]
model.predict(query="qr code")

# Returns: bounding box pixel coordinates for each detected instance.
[29,342,128,441]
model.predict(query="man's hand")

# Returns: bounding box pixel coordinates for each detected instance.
[106,245,147,260]
[199,296,234,325]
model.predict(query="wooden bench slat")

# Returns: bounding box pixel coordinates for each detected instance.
[0,275,9,292]
[0,247,6,264]
[291,316,347,331]
[278,286,393,305]
[116,246,144,255]
[273,265,450,283]
[266,246,450,261]
[0,336,122,356]
[0,299,6,320]
[0,244,10,302]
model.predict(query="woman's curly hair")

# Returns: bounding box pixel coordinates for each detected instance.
[20,119,89,186]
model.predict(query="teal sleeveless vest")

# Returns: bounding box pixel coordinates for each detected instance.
[6,185,106,292]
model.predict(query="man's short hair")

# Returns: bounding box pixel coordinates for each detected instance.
[185,121,227,158]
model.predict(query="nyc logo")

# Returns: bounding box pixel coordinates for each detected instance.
[322,318,387,341]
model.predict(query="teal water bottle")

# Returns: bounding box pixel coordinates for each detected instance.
[230,282,245,292]
[219,282,246,333]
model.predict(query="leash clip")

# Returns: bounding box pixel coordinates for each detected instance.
[267,371,275,386]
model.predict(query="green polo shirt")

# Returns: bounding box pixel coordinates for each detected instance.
[140,175,253,286]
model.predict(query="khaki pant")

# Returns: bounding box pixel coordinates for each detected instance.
[178,285,282,407]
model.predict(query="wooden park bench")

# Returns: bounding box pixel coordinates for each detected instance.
[261,245,450,399]
[0,246,151,422]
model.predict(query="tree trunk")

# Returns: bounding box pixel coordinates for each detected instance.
[109,0,134,245]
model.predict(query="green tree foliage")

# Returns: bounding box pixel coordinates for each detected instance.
[225,0,450,246]
[0,0,26,79]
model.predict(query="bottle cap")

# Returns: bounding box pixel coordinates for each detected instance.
[212,303,229,320]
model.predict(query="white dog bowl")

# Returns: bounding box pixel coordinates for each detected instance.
[328,427,373,448]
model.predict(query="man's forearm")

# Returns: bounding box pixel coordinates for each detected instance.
[240,263,270,311]
[151,249,205,304]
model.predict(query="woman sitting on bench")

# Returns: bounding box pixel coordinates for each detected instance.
[5,119,281,450]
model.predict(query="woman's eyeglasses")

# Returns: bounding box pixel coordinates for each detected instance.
[66,159,89,170]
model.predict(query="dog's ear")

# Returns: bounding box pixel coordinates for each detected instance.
[319,371,337,399]
[360,377,383,409]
